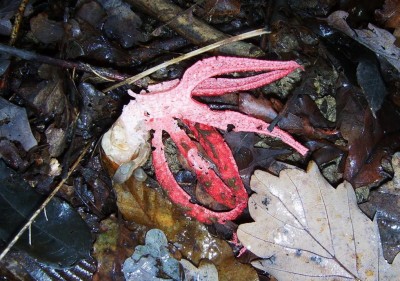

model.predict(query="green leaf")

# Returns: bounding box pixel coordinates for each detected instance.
[0,161,92,268]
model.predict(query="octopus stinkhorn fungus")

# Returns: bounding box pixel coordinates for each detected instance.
[101,56,308,224]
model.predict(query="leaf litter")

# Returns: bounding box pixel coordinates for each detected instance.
[1,0,400,280]
[237,161,400,280]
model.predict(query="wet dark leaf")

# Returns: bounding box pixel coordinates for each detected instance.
[277,94,338,140]
[0,97,37,151]
[356,56,388,116]
[0,0,18,17]
[327,10,400,72]
[30,13,64,44]
[77,83,122,139]
[100,0,144,48]
[375,0,400,30]
[0,250,96,281]
[93,216,138,281]
[65,18,131,66]
[238,93,279,122]
[0,0,17,36]
[77,155,116,217]
[0,139,29,170]
[0,161,92,268]
[305,139,345,167]
[224,132,290,188]
[288,0,337,17]
[76,1,106,27]
[359,152,400,263]
[337,86,400,187]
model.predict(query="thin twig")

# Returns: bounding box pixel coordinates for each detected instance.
[103,28,270,92]
[0,43,130,82]
[9,0,30,46]
[0,144,91,262]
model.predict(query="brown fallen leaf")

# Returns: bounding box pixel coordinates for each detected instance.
[326,10,400,72]
[375,0,400,32]
[109,175,258,281]
[93,216,139,281]
[336,86,400,188]
[237,161,400,281]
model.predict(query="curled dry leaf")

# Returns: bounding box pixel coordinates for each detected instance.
[237,162,400,281]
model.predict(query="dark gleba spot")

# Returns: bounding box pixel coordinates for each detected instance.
[310,256,323,264]
[262,197,270,208]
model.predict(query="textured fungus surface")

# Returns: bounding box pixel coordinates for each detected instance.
[103,56,308,223]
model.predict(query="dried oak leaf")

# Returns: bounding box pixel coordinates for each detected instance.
[237,162,400,280]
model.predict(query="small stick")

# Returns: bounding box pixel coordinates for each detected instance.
[0,43,130,82]
[0,144,90,262]
[103,28,270,92]
[9,0,30,46]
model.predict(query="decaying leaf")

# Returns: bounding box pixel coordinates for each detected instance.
[30,13,64,44]
[92,216,138,281]
[122,228,219,281]
[237,161,400,280]
[224,131,290,188]
[108,175,258,281]
[0,97,37,151]
[375,0,400,33]
[336,86,400,188]
[0,161,92,268]
[360,152,400,263]
[0,250,96,280]
[327,10,400,72]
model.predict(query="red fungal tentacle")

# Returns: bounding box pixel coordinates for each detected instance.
[136,57,309,224]
[183,121,247,199]
[180,56,301,90]
[184,106,308,156]
[151,128,192,204]
[151,121,247,224]
[159,120,237,208]
[192,69,294,96]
